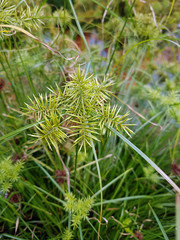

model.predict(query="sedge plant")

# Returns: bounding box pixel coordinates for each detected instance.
[24,67,133,237]
[0,0,179,239]
[24,68,133,153]
[0,0,43,38]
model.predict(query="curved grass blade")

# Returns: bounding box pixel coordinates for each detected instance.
[107,125,180,194]
[0,234,24,240]
[68,0,90,54]
[167,0,175,22]
[91,139,103,239]
[94,194,172,206]
[0,25,75,60]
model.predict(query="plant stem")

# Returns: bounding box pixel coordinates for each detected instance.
[56,148,70,192]
[44,145,58,169]
[68,212,71,232]
[91,140,103,240]
[149,204,169,240]
[105,0,136,74]
[74,144,78,193]
[79,224,83,240]
[68,0,90,55]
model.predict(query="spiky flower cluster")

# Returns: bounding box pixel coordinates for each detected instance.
[25,69,133,152]
[52,8,72,28]
[144,86,180,121]
[0,157,23,193]
[0,0,43,38]
[64,192,94,229]
[134,13,160,40]
[104,17,127,40]
[151,0,170,14]
[143,165,159,183]
[62,228,73,240]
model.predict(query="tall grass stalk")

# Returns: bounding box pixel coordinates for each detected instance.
[91,140,103,239]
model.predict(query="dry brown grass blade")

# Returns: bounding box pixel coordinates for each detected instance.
[0,24,77,61]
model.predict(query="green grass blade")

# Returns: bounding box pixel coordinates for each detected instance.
[94,194,172,206]
[94,195,154,206]
[110,38,180,73]
[149,204,169,240]
[79,224,83,240]
[91,139,103,238]
[167,0,175,21]
[19,215,39,240]
[0,121,43,144]
[105,0,136,74]
[68,0,90,54]
[0,234,24,240]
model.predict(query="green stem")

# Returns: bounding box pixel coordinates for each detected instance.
[68,0,95,72]
[68,0,90,54]
[68,212,71,232]
[44,145,58,169]
[87,219,103,240]
[79,224,83,240]
[91,139,103,240]
[0,92,7,112]
[74,144,79,193]
[105,0,136,74]
[56,148,70,192]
